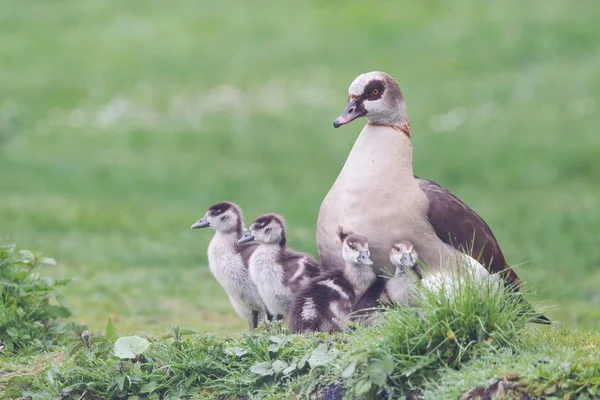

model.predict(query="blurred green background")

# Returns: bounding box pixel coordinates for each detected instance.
[1,1,599,335]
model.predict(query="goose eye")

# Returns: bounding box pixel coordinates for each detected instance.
[372,89,379,95]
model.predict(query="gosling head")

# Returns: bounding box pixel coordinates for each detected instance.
[390,240,420,276]
[333,71,408,131]
[238,214,286,246]
[191,201,243,234]
[338,229,373,267]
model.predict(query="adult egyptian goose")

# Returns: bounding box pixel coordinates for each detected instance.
[238,214,320,320]
[317,71,549,324]
[288,231,376,333]
[191,202,268,330]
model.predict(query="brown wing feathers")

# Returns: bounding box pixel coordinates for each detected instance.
[417,177,522,288]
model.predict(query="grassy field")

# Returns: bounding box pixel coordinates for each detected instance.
[1,0,600,341]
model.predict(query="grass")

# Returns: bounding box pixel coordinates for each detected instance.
[2,0,600,334]
[8,274,559,399]
[1,0,600,398]
[426,330,600,399]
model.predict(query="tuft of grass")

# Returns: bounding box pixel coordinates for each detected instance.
[0,243,81,354]
[339,269,537,398]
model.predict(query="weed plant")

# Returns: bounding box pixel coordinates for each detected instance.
[0,243,80,354]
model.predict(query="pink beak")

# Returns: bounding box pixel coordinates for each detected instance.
[333,99,366,128]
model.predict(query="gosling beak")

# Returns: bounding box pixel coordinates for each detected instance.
[357,251,373,266]
[401,254,415,268]
[333,99,366,128]
[191,215,209,229]
[238,230,255,244]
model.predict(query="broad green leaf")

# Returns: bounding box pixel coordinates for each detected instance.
[297,352,311,370]
[105,318,118,342]
[544,385,557,395]
[44,305,72,319]
[272,360,288,373]
[282,363,297,376]
[250,361,274,376]
[367,355,394,386]
[46,370,54,385]
[342,361,357,379]
[55,295,70,308]
[354,378,372,396]
[269,335,287,343]
[224,347,247,357]
[268,343,280,352]
[114,336,150,359]
[66,342,84,357]
[6,328,18,338]
[308,343,338,368]
[114,375,126,392]
[268,335,289,352]
[139,381,158,394]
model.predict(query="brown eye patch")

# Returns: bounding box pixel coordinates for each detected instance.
[363,79,385,100]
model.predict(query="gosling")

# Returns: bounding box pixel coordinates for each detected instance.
[289,230,376,333]
[191,201,267,330]
[238,214,320,320]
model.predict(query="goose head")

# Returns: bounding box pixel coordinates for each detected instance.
[333,71,407,129]
[339,231,373,267]
[238,214,287,246]
[390,240,420,277]
[191,201,243,234]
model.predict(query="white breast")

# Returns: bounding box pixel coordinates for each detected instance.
[385,275,419,307]
[207,233,265,314]
[317,124,450,272]
[344,265,377,300]
[248,245,291,317]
